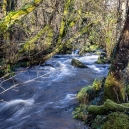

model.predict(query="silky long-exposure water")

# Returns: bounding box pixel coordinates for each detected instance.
[0,53,109,129]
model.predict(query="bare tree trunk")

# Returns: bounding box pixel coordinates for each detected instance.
[116,0,128,40]
[104,6,129,103]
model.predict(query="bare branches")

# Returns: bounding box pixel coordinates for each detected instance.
[0,67,44,94]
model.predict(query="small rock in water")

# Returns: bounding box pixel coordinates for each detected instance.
[41,63,54,67]
[71,58,88,68]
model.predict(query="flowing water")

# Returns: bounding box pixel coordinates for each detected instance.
[0,53,109,129]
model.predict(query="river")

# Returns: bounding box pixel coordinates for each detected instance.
[0,53,109,129]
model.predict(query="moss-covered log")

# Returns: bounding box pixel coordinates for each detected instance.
[88,99,129,115]
[0,0,43,34]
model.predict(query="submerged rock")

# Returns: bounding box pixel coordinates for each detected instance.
[71,58,88,68]
[41,63,54,67]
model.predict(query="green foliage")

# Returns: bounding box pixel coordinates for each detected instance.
[95,56,110,64]
[89,29,99,44]
[5,64,11,73]
[73,104,88,121]
[103,112,129,129]
[93,79,102,90]
[4,64,15,77]
[79,44,100,55]
[89,45,99,51]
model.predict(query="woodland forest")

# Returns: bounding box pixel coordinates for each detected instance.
[0,0,129,129]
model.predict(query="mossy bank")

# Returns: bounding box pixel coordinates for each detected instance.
[73,78,129,129]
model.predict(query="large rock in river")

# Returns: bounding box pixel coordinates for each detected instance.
[71,58,88,68]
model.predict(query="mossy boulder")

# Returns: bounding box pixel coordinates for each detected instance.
[73,104,88,121]
[73,79,104,121]
[79,45,100,55]
[77,86,93,104]
[103,112,129,129]
[91,115,106,129]
[71,58,88,68]
[77,79,104,104]
[95,55,110,64]
[91,112,129,129]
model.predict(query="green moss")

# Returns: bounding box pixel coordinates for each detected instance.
[88,105,104,115]
[104,74,125,103]
[73,104,88,121]
[77,78,104,104]
[60,20,65,37]
[88,99,129,115]
[77,86,93,104]
[21,25,51,53]
[73,79,104,121]
[91,112,129,129]
[102,112,129,129]
[0,0,42,34]
[93,79,102,90]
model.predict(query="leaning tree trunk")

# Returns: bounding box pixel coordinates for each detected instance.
[104,7,129,103]
[0,0,43,34]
